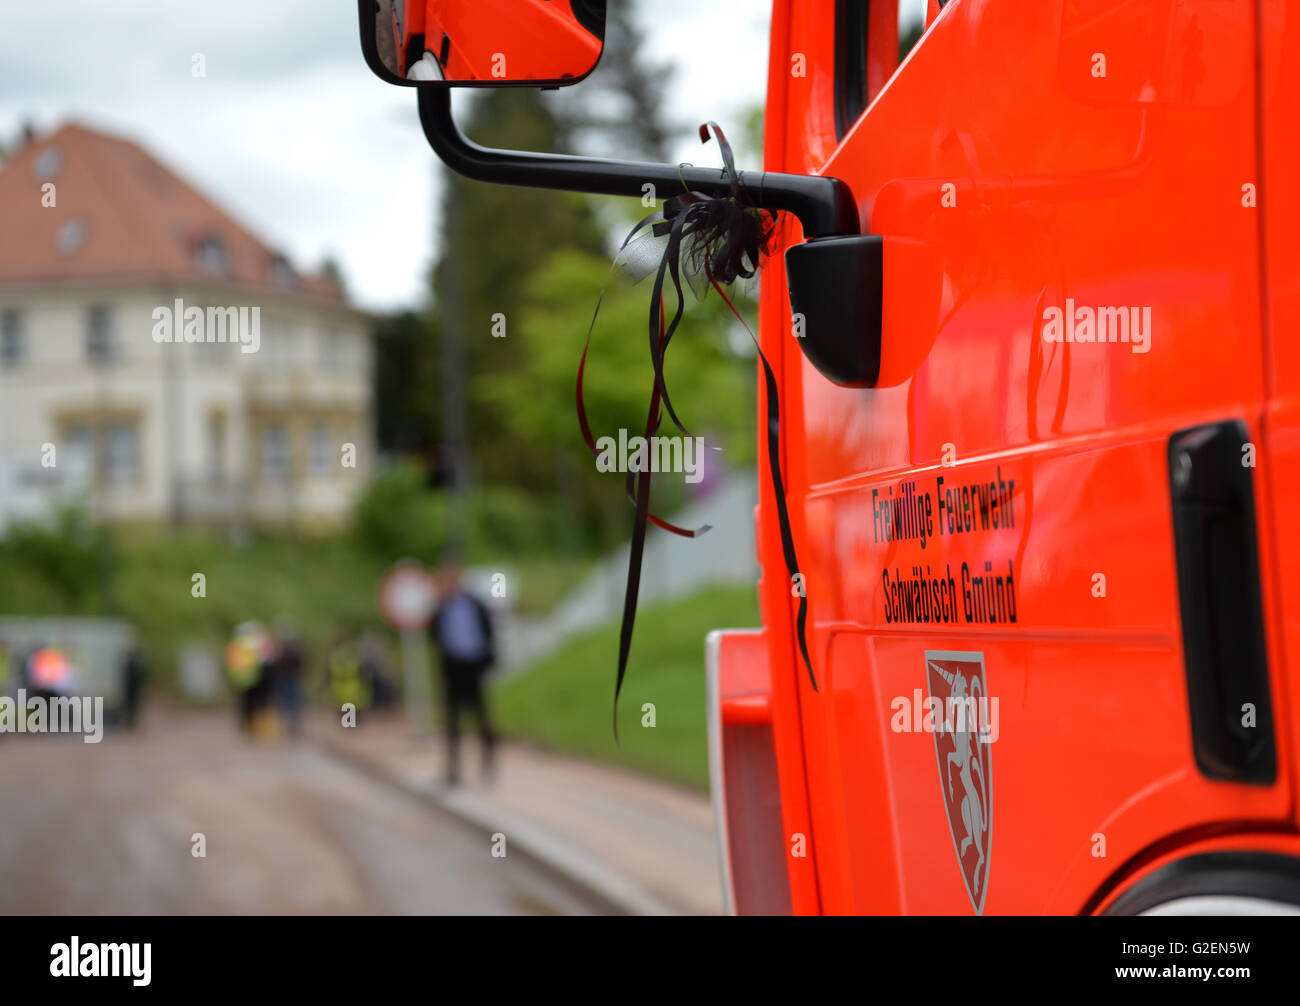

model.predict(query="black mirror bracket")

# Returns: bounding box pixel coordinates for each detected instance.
[415,81,880,390]
[417,88,859,239]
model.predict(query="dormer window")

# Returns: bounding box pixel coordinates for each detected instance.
[196,235,228,276]
[33,146,61,181]
[56,217,86,255]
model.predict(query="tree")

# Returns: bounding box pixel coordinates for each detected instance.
[481,248,756,538]
[558,3,674,160]
[431,87,607,492]
[372,309,440,454]
[393,0,720,549]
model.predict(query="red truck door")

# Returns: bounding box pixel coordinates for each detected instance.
[759,0,1293,914]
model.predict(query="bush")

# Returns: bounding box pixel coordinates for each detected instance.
[0,505,111,610]
[351,460,452,564]
[468,484,556,556]
[353,461,597,562]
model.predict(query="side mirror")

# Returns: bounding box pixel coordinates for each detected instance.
[365,0,606,86]
[356,0,856,239]
[357,1,870,385]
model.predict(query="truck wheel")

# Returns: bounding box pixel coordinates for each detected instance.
[1104,851,1300,915]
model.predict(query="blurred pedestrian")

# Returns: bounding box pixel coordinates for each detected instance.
[328,633,372,720]
[120,634,147,730]
[429,561,496,785]
[225,622,272,734]
[268,622,304,738]
[23,643,76,703]
[358,629,395,709]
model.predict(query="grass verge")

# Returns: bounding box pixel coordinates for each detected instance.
[492,583,759,791]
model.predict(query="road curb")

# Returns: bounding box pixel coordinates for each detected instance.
[314,737,678,916]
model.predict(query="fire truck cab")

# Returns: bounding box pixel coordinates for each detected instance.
[358,0,1300,916]
[708,0,1300,915]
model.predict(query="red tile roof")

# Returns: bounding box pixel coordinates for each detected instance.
[0,121,345,304]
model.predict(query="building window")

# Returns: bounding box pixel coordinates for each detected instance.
[320,331,349,371]
[86,306,116,364]
[263,318,297,368]
[1,309,24,368]
[309,424,332,477]
[64,425,94,482]
[196,236,228,276]
[104,422,139,485]
[57,217,86,255]
[259,425,291,483]
[33,146,61,181]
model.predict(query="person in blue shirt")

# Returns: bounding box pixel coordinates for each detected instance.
[429,561,496,785]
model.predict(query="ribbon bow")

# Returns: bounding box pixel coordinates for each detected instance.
[577,121,818,738]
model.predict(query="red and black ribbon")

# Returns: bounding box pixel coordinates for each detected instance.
[578,122,818,738]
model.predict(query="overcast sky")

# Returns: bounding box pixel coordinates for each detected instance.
[0,0,925,313]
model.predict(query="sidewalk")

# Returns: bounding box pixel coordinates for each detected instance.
[309,712,724,916]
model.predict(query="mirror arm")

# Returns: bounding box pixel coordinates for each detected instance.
[417,88,860,238]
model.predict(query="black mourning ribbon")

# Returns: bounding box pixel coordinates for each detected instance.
[577,122,818,739]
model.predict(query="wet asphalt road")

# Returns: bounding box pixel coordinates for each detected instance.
[0,712,603,915]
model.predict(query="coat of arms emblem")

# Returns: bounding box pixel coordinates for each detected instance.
[925,650,993,914]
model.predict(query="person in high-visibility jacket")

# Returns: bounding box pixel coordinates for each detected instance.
[328,637,373,719]
[225,623,275,733]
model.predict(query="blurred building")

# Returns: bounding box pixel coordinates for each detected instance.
[0,122,373,532]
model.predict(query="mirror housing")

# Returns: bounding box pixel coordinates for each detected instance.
[786,236,883,387]
[363,0,606,86]
[785,235,945,389]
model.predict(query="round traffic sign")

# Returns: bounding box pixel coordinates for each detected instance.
[378,560,439,632]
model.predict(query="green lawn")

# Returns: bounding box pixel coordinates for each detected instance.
[492,584,759,790]
[509,555,597,616]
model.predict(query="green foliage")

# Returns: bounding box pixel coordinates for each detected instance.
[478,246,757,527]
[0,505,113,610]
[371,2,757,553]
[0,507,596,691]
[351,460,600,562]
[560,3,674,160]
[431,89,608,490]
[509,555,598,616]
[467,484,555,555]
[493,584,760,790]
[111,534,390,695]
[0,518,394,696]
[352,460,452,564]
[373,310,440,451]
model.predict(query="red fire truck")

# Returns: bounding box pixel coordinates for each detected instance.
[362,0,1300,915]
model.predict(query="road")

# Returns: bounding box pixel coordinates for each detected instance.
[0,711,605,915]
